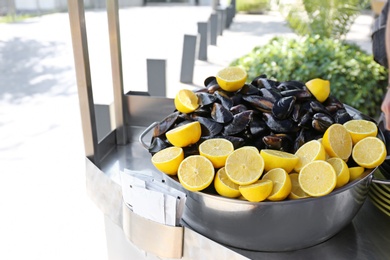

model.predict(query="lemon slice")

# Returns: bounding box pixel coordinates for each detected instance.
[327,157,350,188]
[216,66,247,92]
[299,160,337,197]
[151,147,184,175]
[178,155,215,192]
[174,89,199,114]
[352,137,386,169]
[322,123,352,161]
[225,146,265,185]
[349,166,365,181]
[305,78,330,103]
[199,138,234,168]
[288,173,310,199]
[262,168,292,201]
[239,180,273,202]
[260,149,299,173]
[294,140,326,172]
[165,121,201,147]
[343,119,378,145]
[214,167,241,198]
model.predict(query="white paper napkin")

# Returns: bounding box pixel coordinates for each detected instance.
[120,169,186,226]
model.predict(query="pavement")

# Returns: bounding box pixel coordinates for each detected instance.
[0,5,375,260]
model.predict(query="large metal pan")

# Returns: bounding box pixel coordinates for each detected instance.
[139,107,390,252]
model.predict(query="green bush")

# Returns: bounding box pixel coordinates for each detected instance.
[236,0,269,13]
[231,35,388,118]
[278,0,369,39]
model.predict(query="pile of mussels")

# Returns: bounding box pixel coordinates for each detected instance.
[149,74,358,157]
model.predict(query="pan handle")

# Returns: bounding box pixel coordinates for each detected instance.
[139,122,159,150]
[371,178,390,185]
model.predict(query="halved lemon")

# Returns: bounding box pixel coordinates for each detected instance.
[216,66,247,92]
[178,155,215,192]
[327,157,350,188]
[239,180,273,202]
[322,123,352,161]
[299,160,337,197]
[343,119,378,145]
[260,149,299,173]
[294,140,326,172]
[214,167,241,198]
[288,173,310,199]
[151,146,184,175]
[349,166,365,181]
[225,146,264,185]
[262,168,292,201]
[352,137,386,169]
[174,89,199,114]
[305,78,330,103]
[199,138,234,168]
[165,121,201,147]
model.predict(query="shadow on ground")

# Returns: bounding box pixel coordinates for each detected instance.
[0,37,75,103]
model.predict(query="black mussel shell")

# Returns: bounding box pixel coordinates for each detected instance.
[277,80,305,91]
[183,144,200,157]
[272,96,296,120]
[197,92,217,107]
[259,87,283,102]
[298,112,314,129]
[222,135,246,150]
[195,116,223,137]
[237,84,261,96]
[334,108,353,124]
[242,95,274,112]
[215,90,234,110]
[192,106,211,118]
[148,137,171,155]
[249,115,269,137]
[263,113,300,133]
[251,75,268,88]
[153,111,180,137]
[312,113,334,132]
[211,103,234,123]
[280,89,312,101]
[223,110,253,136]
[262,133,294,153]
[310,100,331,115]
[230,104,248,115]
[204,76,216,87]
[203,76,221,93]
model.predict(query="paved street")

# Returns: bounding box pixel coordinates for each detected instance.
[0,5,374,260]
